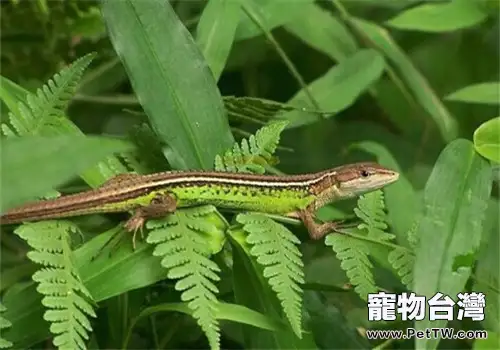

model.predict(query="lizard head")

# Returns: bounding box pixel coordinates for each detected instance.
[333,162,400,199]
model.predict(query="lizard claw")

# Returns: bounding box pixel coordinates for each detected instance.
[124,215,145,250]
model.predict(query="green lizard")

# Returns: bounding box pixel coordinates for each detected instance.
[0,162,399,245]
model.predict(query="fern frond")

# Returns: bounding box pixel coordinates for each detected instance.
[124,123,166,173]
[388,247,414,289]
[325,234,377,299]
[236,213,304,338]
[354,190,395,241]
[0,303,13,349]
[1,53,95,137]
[326,190,396,300]
[222,96,330,122]
[146,206,224,350]
[223,96,296,123]
[14,221,96,350]
[214,120,288,174]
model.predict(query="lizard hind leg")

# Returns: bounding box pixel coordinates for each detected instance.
[124,193,178,249]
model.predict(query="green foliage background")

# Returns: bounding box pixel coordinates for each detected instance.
[0,0,499,350]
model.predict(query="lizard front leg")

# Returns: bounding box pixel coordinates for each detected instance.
[296,206,346,240]
[125,193,177,249]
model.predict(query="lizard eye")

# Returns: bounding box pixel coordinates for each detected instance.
[360,170,370,178]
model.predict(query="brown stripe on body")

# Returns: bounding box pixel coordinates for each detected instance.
[1,162,389,225]
[0,170,326,224]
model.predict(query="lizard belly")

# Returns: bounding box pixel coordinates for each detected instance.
[170,183,315,214]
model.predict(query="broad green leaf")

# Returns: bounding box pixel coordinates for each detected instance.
[446,82,500,105]
[351,18,458,142]
[280,49,385,128]
[386,0,488,32]
[473,332,500,349]
[0,136,133,211]
[196,0,241,81]
[474,117,500,163]
[102,0,234,170]
[234,0,313,41]
[413,139,492,350]
[284,3,357,61]
[473,200,500,333]
[0,75,129,187]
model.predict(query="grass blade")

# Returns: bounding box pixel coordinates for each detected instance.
[413,139,492,350]
[102,0,234,170]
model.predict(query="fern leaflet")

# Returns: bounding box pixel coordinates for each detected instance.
[214,120,288,174]
[146,206,224,350]
[325,234,377,299]
[223,96,296,123]
[236,213,304,338]
[14,221,96,350]
[388,247,414,289]
[0,303,12,349]
[326,190,396,300]
[223,96,331,122]
[354,190,395,241]
[1,53,95,137]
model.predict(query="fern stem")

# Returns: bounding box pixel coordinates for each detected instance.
[335,230,413,253]
[303,282,351,293]
[240,4,321,111]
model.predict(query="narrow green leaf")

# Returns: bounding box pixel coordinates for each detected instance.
[0,76,30,116]
[386,0,488,32]
[101,0,234,170]
[234,0,313,41]
[284,3,357,61]
[351,18,458,142]
[473,200,500,333]
[446,82,500,105]
[0,136,133,211]
[474,117,500,163]
[474,334,500,350]
[196,0,241,81]
[413,139,493,350]
[280,49,385,128]
[128,302,281,335]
